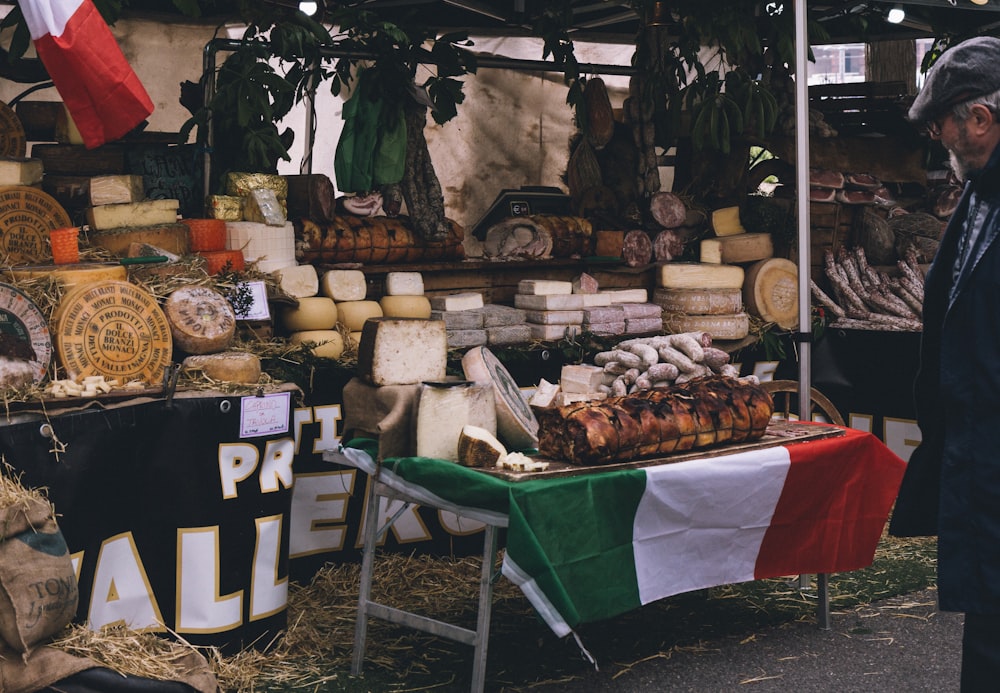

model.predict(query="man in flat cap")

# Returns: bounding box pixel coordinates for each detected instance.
[890,35,1000,691]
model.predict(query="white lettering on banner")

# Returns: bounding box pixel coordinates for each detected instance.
[292,407,313,455]
[883,417,920,463]
[259,438,295,493]
[219,443,258,499]
[356,475,432,548]
[289,471,355,558]
[88,533,163,631]
[251,516,288,620]
[311,404,342,453]
[176,527,243,633]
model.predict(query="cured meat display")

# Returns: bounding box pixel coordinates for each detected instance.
[534,375,774,466]
[294,215,464,264]
[482,215,592,259]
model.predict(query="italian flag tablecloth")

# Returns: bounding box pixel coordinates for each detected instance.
[340,425,905,638]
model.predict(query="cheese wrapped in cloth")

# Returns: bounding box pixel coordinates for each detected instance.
[534,375,774,466]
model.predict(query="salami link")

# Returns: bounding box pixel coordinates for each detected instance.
[622,229,654,267]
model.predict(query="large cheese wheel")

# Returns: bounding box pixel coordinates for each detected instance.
[5,262,126,289]
[289,330,345,359]
[321,269,367,301]
[282,297,337,331]
[164,286,237,355]
[652,287,743,315]
[662,312,750,341]
[0,282,52,384]
[54,280,172,384]
[743,257,799,330]
[379,295,432,319]
[0,186,73,263]
[337,300,383,332]
[461,346,539,452]
[182,352,261,384]
[658,262,745,289]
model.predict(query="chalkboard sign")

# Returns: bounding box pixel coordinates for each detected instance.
[126,144,203,218]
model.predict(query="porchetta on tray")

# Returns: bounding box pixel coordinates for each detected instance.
[534,375,774,466]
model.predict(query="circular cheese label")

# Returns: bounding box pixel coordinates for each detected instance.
[0,186,72,264]
[0,283,52,382]
[0,102,26,158]
[55,281,173,384]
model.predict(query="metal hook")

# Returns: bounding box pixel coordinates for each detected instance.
[163,364,181,408]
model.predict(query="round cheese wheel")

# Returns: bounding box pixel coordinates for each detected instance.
[5,262,127,289]
[0,186,72,263]
[181,218,227,252]
[337,300,383,332]
[379,294,432,319]
[348,331,362,350]
[199,249,245,275]
[290,330,345,359]
[662,312,750,341]
[0,282,52,384]
[652,287,743,315]
[743,258,799,330]
[54,280,172,384]
[461,346,539,452]
[282,297,337,331]
[182,352,261,384]
[164,286,237,355]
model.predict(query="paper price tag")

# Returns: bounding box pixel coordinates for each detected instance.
[240,391,290,438]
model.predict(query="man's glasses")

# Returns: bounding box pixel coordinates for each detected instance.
[926,112,950,138]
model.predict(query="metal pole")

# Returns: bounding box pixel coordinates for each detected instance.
[794,0,812,418]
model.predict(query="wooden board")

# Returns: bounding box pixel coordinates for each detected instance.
[479,420,846,482]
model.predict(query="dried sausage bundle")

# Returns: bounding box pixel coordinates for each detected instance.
[534,375,774,466]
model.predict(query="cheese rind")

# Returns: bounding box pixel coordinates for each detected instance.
[321,269,367,301]
[89,174,145,206]
[663,312,750,340]
[357,318,448,386]
[462,346,539,451]
[457,425,507,468]
[652,287,743,315]
[379,295,432,319]
[86,199,179,230]
[282,297,338,331]
[416,382,497,462]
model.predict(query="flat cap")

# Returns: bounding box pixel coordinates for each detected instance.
[909,36,1000,123]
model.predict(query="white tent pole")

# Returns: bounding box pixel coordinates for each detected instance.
[794,0,812,419]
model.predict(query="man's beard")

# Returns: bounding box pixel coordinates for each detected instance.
[948,120,983,181]
[949,149,971,181]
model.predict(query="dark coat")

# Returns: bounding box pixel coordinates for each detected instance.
[889,142,1000,614]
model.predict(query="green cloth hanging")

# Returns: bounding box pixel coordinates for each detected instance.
[335,70,407,193]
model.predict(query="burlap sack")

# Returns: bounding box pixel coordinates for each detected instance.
[0,640,96,693]
[341,377,421,460]
[0,495,79,654]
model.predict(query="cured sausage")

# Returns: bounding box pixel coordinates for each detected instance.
[622,229,653,267]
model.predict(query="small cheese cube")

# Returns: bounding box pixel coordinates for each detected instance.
[321,269,367,301]
[385,271,425,296]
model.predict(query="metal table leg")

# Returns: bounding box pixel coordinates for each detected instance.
[351,472,381,676]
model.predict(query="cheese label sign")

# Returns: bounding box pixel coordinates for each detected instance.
[241,391,291,437]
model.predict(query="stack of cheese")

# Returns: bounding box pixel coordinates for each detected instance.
[84,177,187,259]
[274,264,345,359]
[287,268,380,355]
[600,288,663,335]
[530,363,609,408]
[699,205,774,265]
[222,172,294,273]
[654,262,750,340]
[428,291,487,348]
[0,157,44,188]
[514,279,587,341]
[179,217,245,275]
[379,272,432,321]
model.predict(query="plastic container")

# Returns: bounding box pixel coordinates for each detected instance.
[49,227,79,265]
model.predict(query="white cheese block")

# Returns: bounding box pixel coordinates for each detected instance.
[517,279,573,295]
[282,297,338,331]
[658,262,746,290]
[524,309,585,325]
[86,199,179,230]
[337,300,383,332]
[582,293,613,307]
[274,264,319,298]
[379,295,432,319]
[321,269,367,301]
[0,158,43,186]
[601,288,648,304]
[529,323,581,341]
[431,309,484,330]
[385,271,425,296]
[290,330,345,359]
[89,174,145,206]
[528,378,560,408]
[357,318,448,386]
[653,287,743,315]
[514,293,585,310]
[416,381,497,462]
[462,346,539,451]
[560,364,605,394]
[429,292,484,311]
[700,232,774,264]
[487,324,533,345]
[225,221,294,264]
[621,303,662,319]
[182,352,261,384]
[663,312,750,341]
[457,425,507,468]
[164,286,237,355]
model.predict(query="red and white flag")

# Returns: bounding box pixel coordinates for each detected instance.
[20,0,154,149]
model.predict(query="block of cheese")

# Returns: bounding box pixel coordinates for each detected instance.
[487,324,532,345]
[621,303,662,319]
[653,287,743,315]
[321,269,367,301]
[429,292,484,311]
[601,288,648,304]
[514,293,585,311]
[0,157,43,186]
[431,309,484,330]
[337,300,383,332]
[524,309,584,325]
[385,271,424,296]
[415,381,497,462]
[89,174,144,206]
[242,187,286,226]
[560,364,605,394]
[480,304,526,327]
[585,321,626,336]
[529,323,581,341]
[89,223,190,257]
[658,262,745,289]
[462,346,539,451]
[289,330,345,359]
[380,294,432,319]
[282,297,338,331]
[700,232,774,264]
[457,425,507,468]
[164,286,237,355]
[182,352,261,384]
[274,264,319,298]
[528,379,560,408]
[582,293,613,307]
[663,312,750,341]
[710,206,747,236]
[446,329,488,348]
[624,317,663,334]
[225,221,294,264]
[583,305,625,323]
[181,218,227,252]
[518,279,572,295]
[357,318,448,386]
[86,199,179,230]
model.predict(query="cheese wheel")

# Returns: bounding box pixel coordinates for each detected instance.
[200,249,245,275]
[348,331,362,350]
[0,186,73,263]
[164,286,237,355]
[658,262,745,289]
[379,295,432,319]
[182,352,261,384]
[662,312,750,341]
[282,297,338,331]
[274,264,319,298]
[652,287,743,315]
[385,271,424,296]
[321,269,367,301]
[461,346,539,452]
[743,257,798,330]
[0,282,52,384]
[356,318,448,386]
[4,262,126,289]
[337,299,383,332]
[289,330,345,359]
[181,218,227,252]
[700,232,774,264]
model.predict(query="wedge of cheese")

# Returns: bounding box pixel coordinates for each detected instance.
[457,425,507,468]
[86,199,179,230]
[357,318,448,386]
